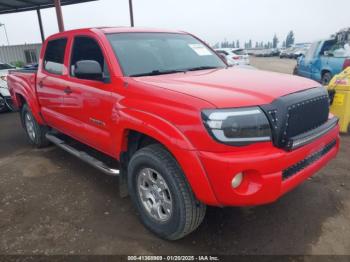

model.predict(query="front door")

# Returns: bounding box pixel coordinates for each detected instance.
[61,35,115,155]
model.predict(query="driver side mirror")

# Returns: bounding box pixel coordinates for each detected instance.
[74,60,103,81]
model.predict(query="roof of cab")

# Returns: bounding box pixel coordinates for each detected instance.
[100,27,187,34]
[48,26,187,39]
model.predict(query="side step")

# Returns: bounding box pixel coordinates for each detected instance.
[46,133,120,176]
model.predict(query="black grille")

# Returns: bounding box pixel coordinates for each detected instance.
[282,139,336,180]
[286,95,329,138]
[261,87,330,149]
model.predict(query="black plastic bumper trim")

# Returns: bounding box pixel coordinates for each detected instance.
[282,139,337,181]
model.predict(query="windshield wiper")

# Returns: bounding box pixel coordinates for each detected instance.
[129,66,223,77]
[186,66,222,71]
[129,69,186,77]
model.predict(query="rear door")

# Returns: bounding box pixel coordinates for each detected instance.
[36,37,70,127]
[62,35,115,154]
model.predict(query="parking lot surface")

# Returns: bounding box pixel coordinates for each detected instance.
[0,57,349,255]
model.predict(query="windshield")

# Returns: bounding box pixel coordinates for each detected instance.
[0,63,15,70]
[106,33,226,77]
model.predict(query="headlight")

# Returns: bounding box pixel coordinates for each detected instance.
[202,107,271,146]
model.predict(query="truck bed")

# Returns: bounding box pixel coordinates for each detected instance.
[7,68,38,112]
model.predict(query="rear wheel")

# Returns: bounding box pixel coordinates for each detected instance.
[21,104,50,148]
[128,144,206,240]
[321,72,332,85]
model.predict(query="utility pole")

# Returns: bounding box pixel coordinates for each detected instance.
[129,0,134,27]
[36,9,45,43]
[0,23,9,45]
[54,0,65,32]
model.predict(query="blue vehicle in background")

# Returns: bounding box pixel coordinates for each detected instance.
[294,28,350,85]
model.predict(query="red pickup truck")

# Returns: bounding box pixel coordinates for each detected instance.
[8,27,339,240]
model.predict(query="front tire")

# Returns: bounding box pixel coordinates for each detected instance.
[128,144,206,240]
[0,95,7,113]
[20,104,50,148]
[321,72,332,85]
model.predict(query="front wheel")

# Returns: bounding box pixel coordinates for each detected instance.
[321,72,332,86]
[5,98,16,112]
[128,144,206,240]
[20,104,50,148]
[0,95,7,113]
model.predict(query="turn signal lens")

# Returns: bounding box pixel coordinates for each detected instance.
[231,173,243,189]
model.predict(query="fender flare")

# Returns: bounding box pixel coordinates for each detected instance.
[10,78,44,125]
[114,108,220,205]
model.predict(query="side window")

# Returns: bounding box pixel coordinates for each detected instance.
[43,38,67,75]
[320,40,336,56]
[70,36,109,79]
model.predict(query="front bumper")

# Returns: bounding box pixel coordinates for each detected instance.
[197,124,339,206]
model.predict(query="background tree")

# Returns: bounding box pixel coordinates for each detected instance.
[273,34,279,48]
[213,42,220,49]
[285,31,295,48]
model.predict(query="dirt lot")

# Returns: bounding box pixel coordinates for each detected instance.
[250,56,297,74]
[0,57,349,255]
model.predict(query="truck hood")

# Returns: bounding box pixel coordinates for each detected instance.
[134,67,320,108]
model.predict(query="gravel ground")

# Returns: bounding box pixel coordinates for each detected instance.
[0,57,349,255]
[250,56,297,74]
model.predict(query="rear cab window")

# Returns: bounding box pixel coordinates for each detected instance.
[43,38,67,75]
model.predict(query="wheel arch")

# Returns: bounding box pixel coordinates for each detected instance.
[13,91,45,125]
[115,109,219,205]
[321,69,331,77]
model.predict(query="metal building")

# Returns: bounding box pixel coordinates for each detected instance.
[0,43,42,65]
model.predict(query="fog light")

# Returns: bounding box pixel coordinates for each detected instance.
[231,172,243,189]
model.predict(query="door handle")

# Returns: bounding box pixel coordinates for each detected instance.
[64,87,73,95]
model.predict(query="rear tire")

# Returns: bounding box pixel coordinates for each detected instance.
[20,104,50,148]
[321,72,332,85]
[128,144,206,240]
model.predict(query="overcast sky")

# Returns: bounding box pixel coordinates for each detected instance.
[0,0,348,46]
